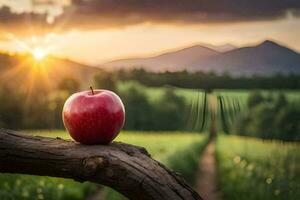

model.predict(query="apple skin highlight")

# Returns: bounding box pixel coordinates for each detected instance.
[62,89,125,144]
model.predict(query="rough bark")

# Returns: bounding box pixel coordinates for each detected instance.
[0,129,203,200]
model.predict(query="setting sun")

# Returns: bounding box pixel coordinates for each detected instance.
[32,48,47,61]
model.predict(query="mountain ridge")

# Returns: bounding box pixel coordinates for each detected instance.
[103,44,221,71]
[105,43,233,64]
[189,40,300,76]
[102,40,300,76]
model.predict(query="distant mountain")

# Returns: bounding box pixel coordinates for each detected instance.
[189,40,300,76]
[0,53,101,91]
[103,45,220,72]
[102,40,300,76]
[200,43,237,52]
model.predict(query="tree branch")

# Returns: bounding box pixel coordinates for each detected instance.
[0,129,202,200]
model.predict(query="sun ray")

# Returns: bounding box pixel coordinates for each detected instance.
[0,56,32,82]
[1,34,54,106]
[23,59,52,107]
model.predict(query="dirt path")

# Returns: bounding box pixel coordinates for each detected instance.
[196,141,221,200]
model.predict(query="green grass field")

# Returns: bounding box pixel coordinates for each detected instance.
[216,135,300,200]
[0,131,207,200]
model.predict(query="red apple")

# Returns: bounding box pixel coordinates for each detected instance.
[62,87,125,144]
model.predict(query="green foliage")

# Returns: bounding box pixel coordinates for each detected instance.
[274,105,300,141]
[118,82,188,131]
[0,87,24,128]
[0,131,207,200]
[247,91,265,108]
[233,92,300,141]
[151,88,186,130]
[274,93,288,111]
[94,72,117,92]
[118,82,152,130]
[0,76,73,129]
[46,91,70,129]
[58,77,80,94]
[216,135,300,200]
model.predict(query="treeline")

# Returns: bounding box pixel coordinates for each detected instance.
[233,92,300,141]
[113,69,300,90]
[0,77,79,129]
[0,77,188,131]
[117,83,187,130]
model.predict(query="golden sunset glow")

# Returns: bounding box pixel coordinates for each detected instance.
[32,48,47,61]
[0,1,299,65]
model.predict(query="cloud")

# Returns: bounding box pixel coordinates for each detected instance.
[1,0,300,36]
[0,6,51,36]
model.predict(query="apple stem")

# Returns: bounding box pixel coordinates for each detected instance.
[90,86,94,95]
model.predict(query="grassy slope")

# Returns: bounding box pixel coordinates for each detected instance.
[216,135,300,200]
[0,131,207,200]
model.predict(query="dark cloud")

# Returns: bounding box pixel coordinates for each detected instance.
[59,0,300,24]
[1,0,300,36]
[0,6,51,36]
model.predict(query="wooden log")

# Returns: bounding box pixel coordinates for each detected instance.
[0,129,203,200]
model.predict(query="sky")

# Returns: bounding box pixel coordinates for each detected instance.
[0,0,300,65]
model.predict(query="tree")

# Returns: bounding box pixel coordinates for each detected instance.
[0,87,24,129]
[274,93,288,111]
[275,105,300,141]
[118,83,152,130]
[46,91,70,128]
[249,104,277,139]
[153,88,186,130]
[233,92,300,141]
[58,76,80,94]
[247,91,264,108]
[94,72,117,92]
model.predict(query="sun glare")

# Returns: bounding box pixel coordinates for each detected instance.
[32,48,47,61]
